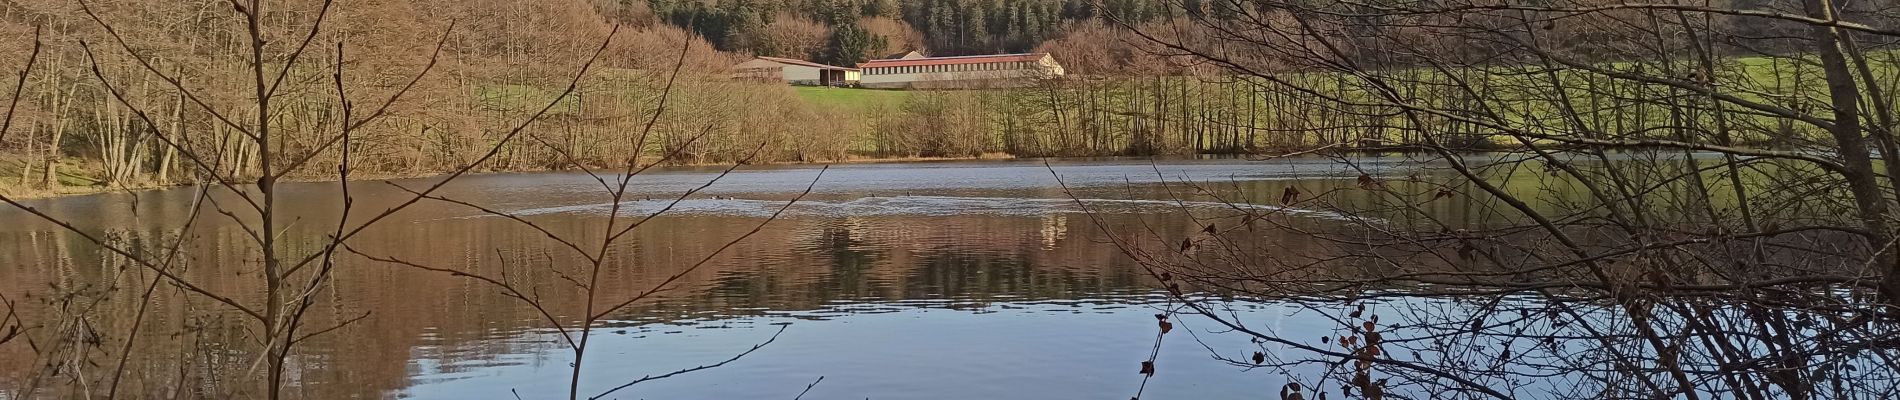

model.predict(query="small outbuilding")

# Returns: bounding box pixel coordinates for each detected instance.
[732,56,861,86]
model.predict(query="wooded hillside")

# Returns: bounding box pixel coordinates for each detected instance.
[0,0,856,195]
[6,0,1882,198]
[0,0,1229,196]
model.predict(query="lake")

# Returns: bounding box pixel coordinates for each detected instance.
[0,155,1539,399]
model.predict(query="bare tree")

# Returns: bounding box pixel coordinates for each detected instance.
[0,21,42,353]
[0,1,784,399]
[348,35,828,400]
[1067,1,1900,399]
[0,1,827,398]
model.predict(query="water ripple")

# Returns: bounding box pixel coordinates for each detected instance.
[475,195,1356,220]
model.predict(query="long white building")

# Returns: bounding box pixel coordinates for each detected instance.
[857,53,1066,89]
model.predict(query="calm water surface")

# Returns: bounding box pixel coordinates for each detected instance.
[1,156,1445,399]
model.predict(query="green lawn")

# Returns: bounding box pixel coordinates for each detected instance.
[793,86,912,114]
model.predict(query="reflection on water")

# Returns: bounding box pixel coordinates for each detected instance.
[484,195,1359,220]
[0,157,1446,399]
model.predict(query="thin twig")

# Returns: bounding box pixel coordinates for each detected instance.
[0,24,41,144]
[792,375,825,400]
[590,325,789,399]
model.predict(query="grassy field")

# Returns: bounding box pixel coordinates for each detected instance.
[792,86,912,114]
[465,52,1856,157]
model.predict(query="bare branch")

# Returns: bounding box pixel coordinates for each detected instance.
[589,325,788,400]
[0,24,40,144]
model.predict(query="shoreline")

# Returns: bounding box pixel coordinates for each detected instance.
[0,153,1029,201]
[0,146,1486,201]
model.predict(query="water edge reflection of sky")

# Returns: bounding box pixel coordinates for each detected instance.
[2,156,1467,399]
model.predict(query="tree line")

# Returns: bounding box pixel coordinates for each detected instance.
[1088,1,1900,400]
[639,0,1181,65]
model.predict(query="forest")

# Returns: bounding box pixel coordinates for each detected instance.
[641,0,1183,64]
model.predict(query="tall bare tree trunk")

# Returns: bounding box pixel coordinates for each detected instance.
[40,85,72,189]
[18,123,34,185]
[156,83,184,184]
[1805,0,1898,299]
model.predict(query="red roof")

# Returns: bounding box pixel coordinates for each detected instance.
[755,56,858,71]
[859,53,1048,69]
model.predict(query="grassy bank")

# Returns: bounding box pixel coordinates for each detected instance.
[792,86,911,114]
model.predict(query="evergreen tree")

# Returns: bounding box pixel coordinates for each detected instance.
[647,0,1144,58]
[824,23,887,65]
[862,0,899,18]
[1060,0,1094,20]
[962,4,990,53]
[812,0,858,25]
